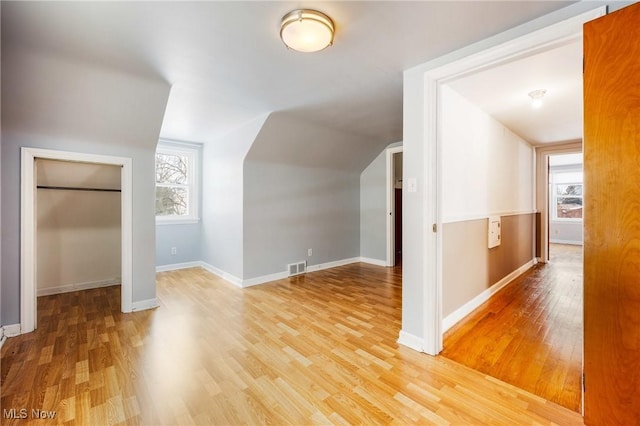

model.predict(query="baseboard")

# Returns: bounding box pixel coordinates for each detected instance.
[37,278,120,297]
[3,324,21,338]
[131,298,159,312]
[550,239,583,245]
[306,257,360,273]
[0,327,5,349]
[397,330,424,352]
[178,257,379,289]
[200,262,243,288]
[359,257,387,267]
[242,271,289,288]
[156,261,202,272]
[242,257,363,288]
[442,259,536,332]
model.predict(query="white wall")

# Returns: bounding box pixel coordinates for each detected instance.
[439,86,535,324]
[360,142,402,263]
[36,160,121,295]
[1,46,170,324]
[244,162,360,279]
[550,221,582,244]
[200,114,269,280]
[243,113,376,280]
[441,85,534,222]
[202,111,394,283]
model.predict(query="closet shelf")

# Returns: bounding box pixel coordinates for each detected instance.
[37,185,121,192]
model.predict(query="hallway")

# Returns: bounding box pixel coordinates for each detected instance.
[442,244,583,412]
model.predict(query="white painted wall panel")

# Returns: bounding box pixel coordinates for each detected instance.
[441,85,534,223]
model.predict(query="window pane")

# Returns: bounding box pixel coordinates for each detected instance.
[156,153,188,184]
[156,187,188,216]
[554,171,582,184]
[556,184,582,196]
[556,196,583,219]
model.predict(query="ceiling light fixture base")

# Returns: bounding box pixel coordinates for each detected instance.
[280,9,335,53]
[528,89,547,109]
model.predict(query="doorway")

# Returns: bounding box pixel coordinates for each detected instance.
[386,146,403,267]
[547,152,583,261]
[413,3,604,356]
[20,148,133,334]
[425,12,601,411]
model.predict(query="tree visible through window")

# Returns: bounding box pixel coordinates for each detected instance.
[156,152,188,215]
[555,183,582,219]
[155,144,198,222]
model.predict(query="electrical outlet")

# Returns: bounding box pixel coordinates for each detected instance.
[171,247,177,255]
[308,248,312,257]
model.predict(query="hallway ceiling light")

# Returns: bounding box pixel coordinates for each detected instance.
[280,9,334,53]
[528,89,547,109]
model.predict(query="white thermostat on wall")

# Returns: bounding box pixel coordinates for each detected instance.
[488,216,501,249]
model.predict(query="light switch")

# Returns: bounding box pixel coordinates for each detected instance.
[407,178,417,193]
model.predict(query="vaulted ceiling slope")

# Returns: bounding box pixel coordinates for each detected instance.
[2,1,576,151]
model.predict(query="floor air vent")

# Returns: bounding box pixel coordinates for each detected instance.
[288,261,307,277]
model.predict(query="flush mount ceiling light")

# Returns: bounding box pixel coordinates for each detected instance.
[280,9,334,53]
[528,89,547,109]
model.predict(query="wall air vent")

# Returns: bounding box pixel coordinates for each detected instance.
[287,261,307,277]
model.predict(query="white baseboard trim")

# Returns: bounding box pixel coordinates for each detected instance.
[306,257,360,273]
[131,298,159,312]
[0,327,5,349]
[3,324,22,338]
[359,257,387,267]
[397,330,424,352]
[242,271,289,288]
[243,257,366,288]
[442,259,536,332]
[156,261,202,272]
[200,262,243,288]
[175,257,382,290]
[550,239,583,245]
[37,278,121,297]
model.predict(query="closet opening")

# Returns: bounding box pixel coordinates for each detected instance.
[21,148,133,333]
[35,159,122,300]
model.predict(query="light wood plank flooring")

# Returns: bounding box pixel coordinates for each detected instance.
[442,244,583,413]
[2,263,583,424]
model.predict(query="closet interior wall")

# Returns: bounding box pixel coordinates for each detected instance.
[36,159,122,296]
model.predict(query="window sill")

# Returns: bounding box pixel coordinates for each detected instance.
[551,218,583,223]
[156,218,200,226]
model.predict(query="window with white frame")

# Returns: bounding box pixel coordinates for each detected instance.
[552,170,583,221]
[155,143,199,223]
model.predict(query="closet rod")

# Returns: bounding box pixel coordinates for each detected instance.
[36,185,121,193]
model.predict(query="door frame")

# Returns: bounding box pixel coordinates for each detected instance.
[536,142,583,263]
[20,147,133,334]
[421,7,605,355]
[386,146,403,267]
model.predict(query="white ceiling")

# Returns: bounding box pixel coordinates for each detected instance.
[447,39,583,145]
[2,1,578,145]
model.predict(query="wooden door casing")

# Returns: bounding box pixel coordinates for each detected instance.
[583,3,640,424]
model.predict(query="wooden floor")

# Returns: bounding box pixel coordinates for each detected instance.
[2,263,583,425]
[442,244,583,413]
